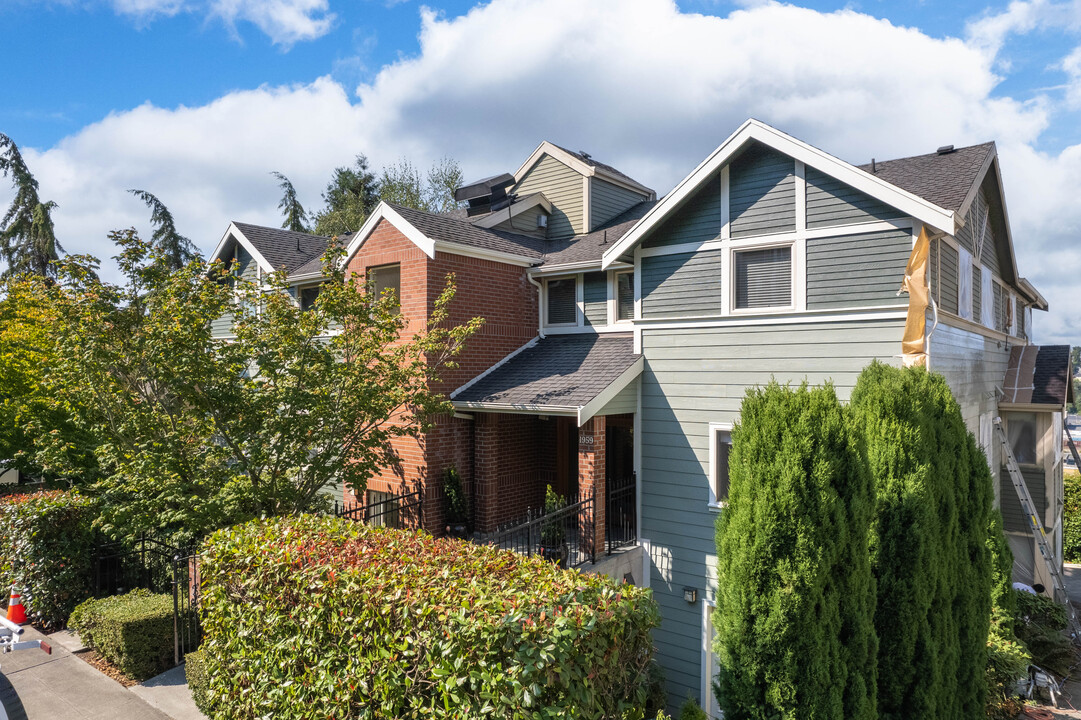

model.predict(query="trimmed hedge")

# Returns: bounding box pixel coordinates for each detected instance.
[849,363,994,720]
[1064,470,1081,562]
[186,650,213,715]
[200,514,660,719]
[69,589,177,680]
[0,490,97,629]
[713,382,877,720]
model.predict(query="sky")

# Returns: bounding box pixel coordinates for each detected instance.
[1,0,1080,343]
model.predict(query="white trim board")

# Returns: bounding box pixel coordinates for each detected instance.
[601,118,957,269]
[472,193,553,229]
[512,140,655,198]
[210,222,276,275]
[577,356,644,426]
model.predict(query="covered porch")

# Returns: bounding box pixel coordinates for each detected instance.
[451,334,642,568]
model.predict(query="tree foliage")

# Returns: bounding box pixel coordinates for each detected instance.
[311,155,379,237]
[0,133,63,278]
[713,382,877,720]
[271,171,309,233]
[378,157,464,214]
[31,229,480,541]
[849,362,993,720]
[129,189,200,270]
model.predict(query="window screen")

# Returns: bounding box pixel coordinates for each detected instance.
[735,246,792,309]
[713,427,732,504]
[616,272,634,321]
[370,264,401,310]
[1007,413,1037,465]
[546,278,577,325]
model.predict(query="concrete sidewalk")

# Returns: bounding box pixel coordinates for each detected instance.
[130,665,207,720]
[1064,563,1081,606]
[0,625,168,720]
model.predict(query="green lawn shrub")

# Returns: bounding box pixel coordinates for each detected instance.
[1015,589,1072,676]
[68,589,178,680]
[199,514,660,719]
[677,697,708,720]
[713,382,877,720]
[185,649,213,715]
[849,362,994,720]
[986,510,1027,719]
[0,490,97,629]
[1063,470,1081,562]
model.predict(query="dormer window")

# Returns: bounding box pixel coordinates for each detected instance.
[545,277,577,326]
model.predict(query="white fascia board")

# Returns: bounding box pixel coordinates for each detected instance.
[577,356,645,427]
[472,194,553,229]
[287,271,327,284]
[433,241,538,267]
[512,141,655,198]
[449,337,539,400]
[530,260,632,276]
[210,222,276,275]
[449,401,577,417]
[601,119,957,269]
[342,202,436,266]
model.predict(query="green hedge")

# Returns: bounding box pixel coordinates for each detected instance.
[849,363,994,720]
[69,589,177,680]
[186,650,213,715]
[0,490,97,629]
[200,514,660,719]
[1063,470,1081,562]
[713,382,876,720]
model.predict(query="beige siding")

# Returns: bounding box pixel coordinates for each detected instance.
[591,178,645,229]
[513,154,584,239]
[491,204,548,238]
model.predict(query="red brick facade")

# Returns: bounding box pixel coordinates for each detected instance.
[344,219,537,533]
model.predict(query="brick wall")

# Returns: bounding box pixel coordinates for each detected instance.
[344,220,540,534]
[578,416,606,553]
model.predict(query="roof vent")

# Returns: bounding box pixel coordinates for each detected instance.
[454,173,515,217]
[937,145,955,155]
[579,151,592,161]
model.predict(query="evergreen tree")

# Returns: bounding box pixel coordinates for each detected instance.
[849,362,993,720]
[312,155,378,237]
[129,189,200,270]
[271,171,309,233]
[713,382,877,720]
[0,133,63,279]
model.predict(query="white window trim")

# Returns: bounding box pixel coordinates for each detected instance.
[543,274,581,328]
[702,599,720,717]
[708,421,733,510]
[610,269,635,324]
[728,240,799,315]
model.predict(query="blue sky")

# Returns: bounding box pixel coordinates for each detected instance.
[1,0,1080,343]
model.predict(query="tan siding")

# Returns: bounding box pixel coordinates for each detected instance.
[591,178,645,229]
[513,154,584,238]
[490,204,548,238]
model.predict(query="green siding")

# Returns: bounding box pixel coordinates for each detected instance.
[805,167,904,228]
[643,175,720,249]
[212,244,258,338]
[639,318,906,708]
[591,178,645,229]
[597,378,638,416]
[806,228,911,310]
[974,189,1002,277]
[583,271,608,327]
[513,154,583,239]
[491,204,548,238]
[641,250,723,318]
[939,242,960,315]
[993,283,1006,333]
[210,311,234,338]
[1001,466,1046,533]
[729,145,795,238]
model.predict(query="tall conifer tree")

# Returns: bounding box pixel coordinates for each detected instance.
[271,171,309,233]
[129,189,200,270]
[0,133,63,278]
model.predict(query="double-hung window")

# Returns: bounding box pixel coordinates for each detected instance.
[615,270,634,322]
[733,245,793,311]
[709,423,733,508]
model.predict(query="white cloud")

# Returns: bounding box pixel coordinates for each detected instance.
[1062,45,1081,106]
[4,0,1080,342]
[104,0,335,45]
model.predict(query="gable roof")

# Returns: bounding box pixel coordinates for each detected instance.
[542,201,656,267]
[1001,345,1072,408]
[601,119,959,268]
[451,334,643,426]
[858,143,996,214]
[211,221,329,277]
[513,141,655,198]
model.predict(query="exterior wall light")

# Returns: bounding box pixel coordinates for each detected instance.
[683,587,697,604]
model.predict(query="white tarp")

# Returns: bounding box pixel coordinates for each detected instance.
[981,266,994,328]
[958,247,973,321]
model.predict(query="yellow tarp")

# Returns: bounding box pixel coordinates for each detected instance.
[899,226,930,368]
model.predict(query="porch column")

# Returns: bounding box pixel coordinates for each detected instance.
[474,413,499,533]
[578,415,606,556]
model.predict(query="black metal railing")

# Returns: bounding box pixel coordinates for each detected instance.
[477,494,597,569]
[332,489,423,530]
[606,474,637,554]
[172,552,201,666]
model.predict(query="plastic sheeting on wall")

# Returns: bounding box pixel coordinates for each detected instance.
[899,226,931,367]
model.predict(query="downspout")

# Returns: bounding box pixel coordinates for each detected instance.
[528,271,546,338]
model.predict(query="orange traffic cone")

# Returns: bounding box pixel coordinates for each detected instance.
[6,586,26,625]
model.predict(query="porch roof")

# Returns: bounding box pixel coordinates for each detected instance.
[1001,345,1073,409]
[451,333,642,425]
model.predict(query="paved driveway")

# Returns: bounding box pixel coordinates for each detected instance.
[0,625,167,720]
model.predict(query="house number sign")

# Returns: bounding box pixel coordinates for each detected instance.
[579,435,595,446]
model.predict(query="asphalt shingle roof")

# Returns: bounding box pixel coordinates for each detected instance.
[542,201,656,266]
[550,144,653,194]
[858,142,995,213]
[453,334,640,409]
[1003,345,1072,407]
[388,203,546,259]
[233,222,328,274]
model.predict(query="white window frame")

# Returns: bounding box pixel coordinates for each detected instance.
[708,421,733,510]
[543,275,581,328]
[610,269,635,324]
[294,282,322,311]
[728,239,798,315]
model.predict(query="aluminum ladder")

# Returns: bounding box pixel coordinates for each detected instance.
[994,416,1081,641]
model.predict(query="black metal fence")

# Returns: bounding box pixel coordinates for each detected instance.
[172,552,200,666]
[606,473,637,554]
[332,489,423,529]
[477,494,597,568]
